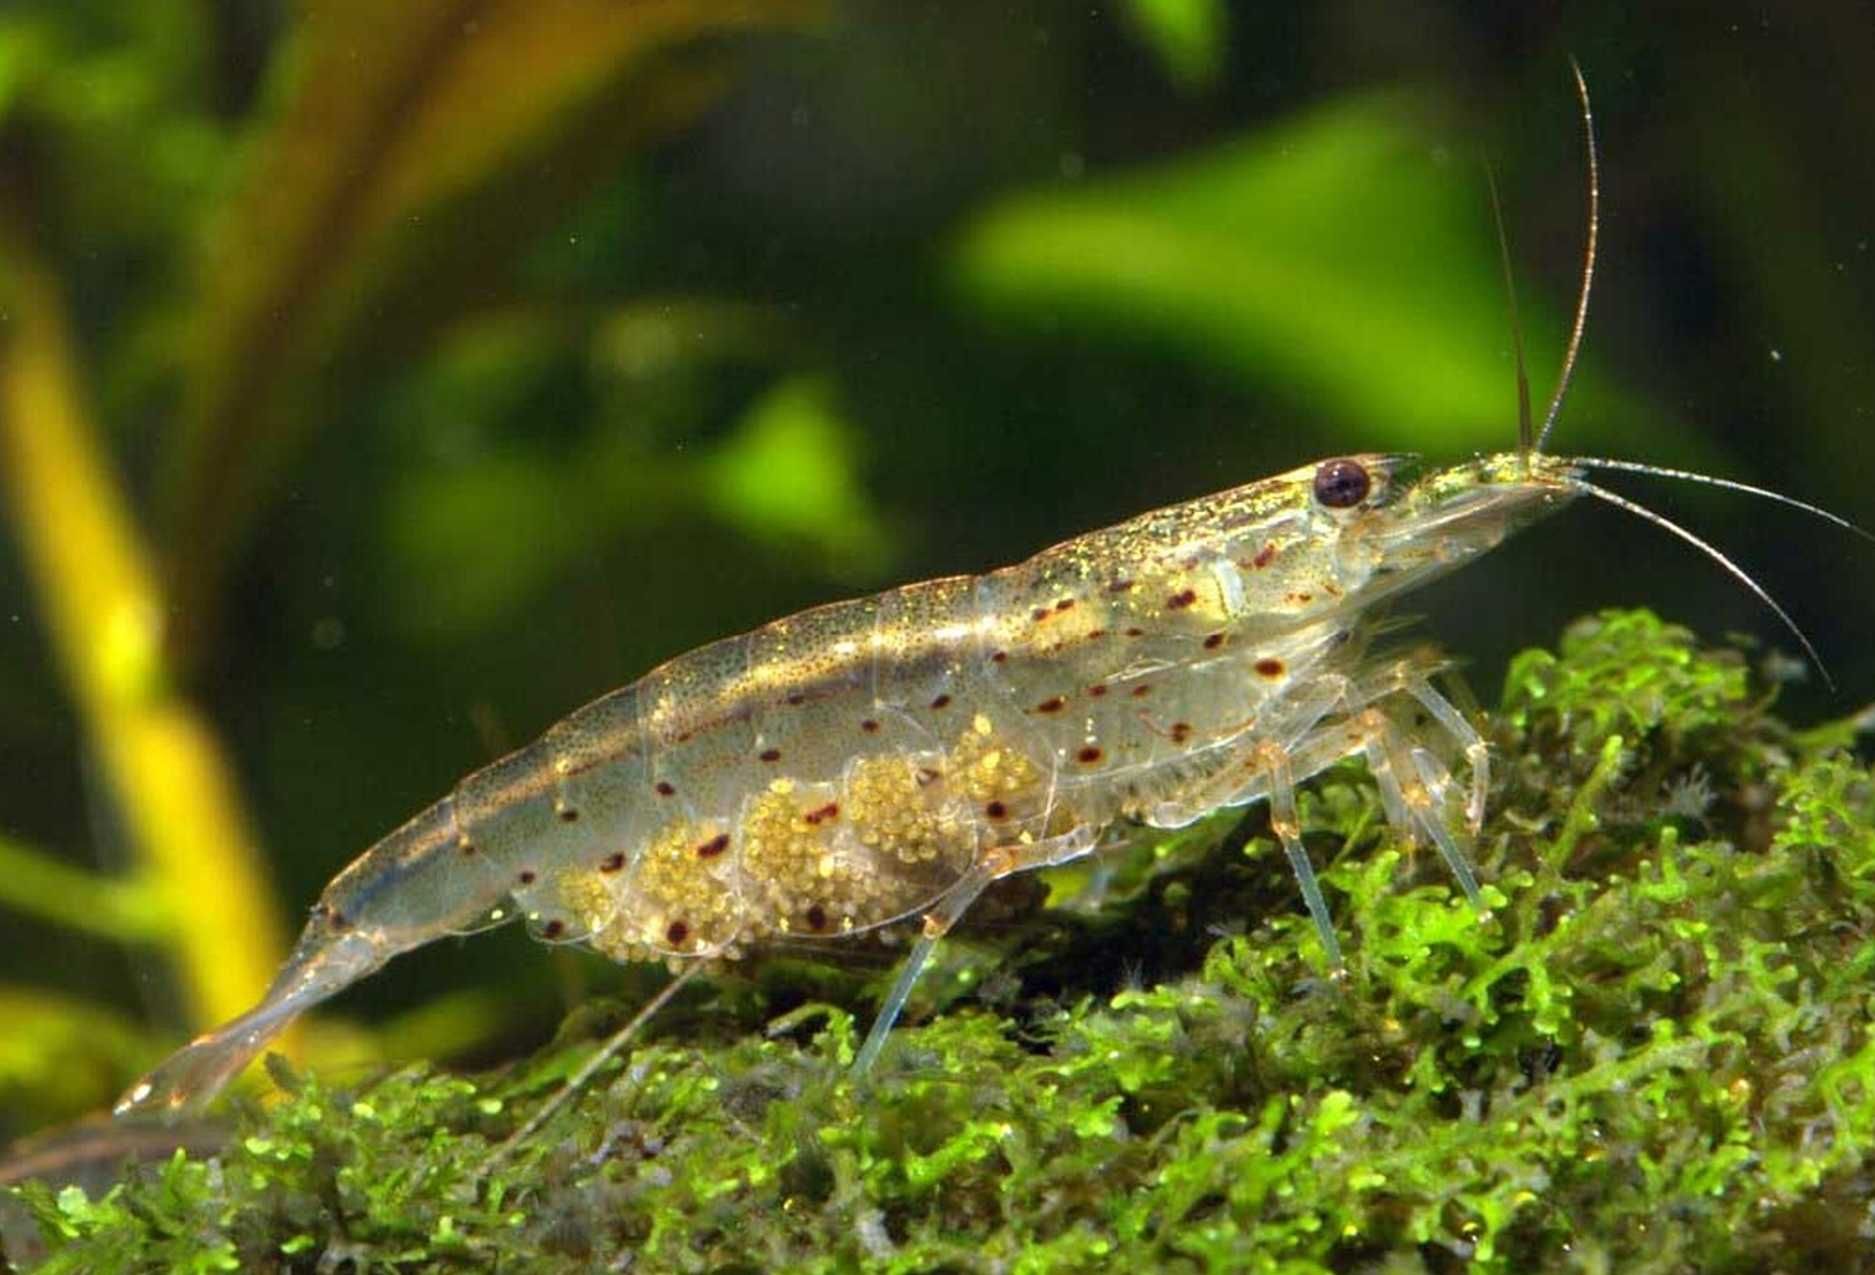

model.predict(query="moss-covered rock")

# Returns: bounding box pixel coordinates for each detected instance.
[10,610,1875,1273]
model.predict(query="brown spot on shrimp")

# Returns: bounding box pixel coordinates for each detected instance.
[1255,657,1286,678]
[600,852,626,873]
[696,833,730,859]
[1167,588,1199,610]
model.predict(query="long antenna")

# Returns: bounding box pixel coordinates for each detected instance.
[1570,456,1875,543]
[1566,477,1833,690]
[1536,58,1600,452]
[1486,162,1536,462]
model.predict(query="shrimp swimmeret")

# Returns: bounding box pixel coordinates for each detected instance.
[114,72,1863,1119]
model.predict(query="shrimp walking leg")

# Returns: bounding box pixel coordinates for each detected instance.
[852,864,994,1075]
[1122,652,1489,968]
[1144,673,1353,829]
[1409,744,1486,908]
[1226,696,1486,937]
[1146,647,1470,834]
[1337,655,1489,894]
[1357,717,1417,835]
[853,824,1100,1074]
[1405,680,1490,834]
[1259,740,1343,968]
[1353,707,1484,907]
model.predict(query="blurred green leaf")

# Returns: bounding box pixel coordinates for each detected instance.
[0,831,167,943]
[1118,0,1228,92]
[387,452,604,638]
[704,375,893,581]
[0,5,225,260]
[163,0,821,659]
[953,90,1642,456]
[593,299,792,389]
[0,22,41,120]
[379,309,693,638]
[0,987,152,1125]
[382,326,890,638]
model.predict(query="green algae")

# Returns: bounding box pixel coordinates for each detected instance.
[10,610,1875,1273]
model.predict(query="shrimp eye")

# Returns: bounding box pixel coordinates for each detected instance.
[1313,458,1371,509]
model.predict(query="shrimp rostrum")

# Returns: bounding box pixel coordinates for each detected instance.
[115,77,1856,1119]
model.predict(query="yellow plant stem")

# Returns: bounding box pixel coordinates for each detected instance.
[0,237,291,1041]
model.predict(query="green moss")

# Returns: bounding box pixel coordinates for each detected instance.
[12,610,1875,1272]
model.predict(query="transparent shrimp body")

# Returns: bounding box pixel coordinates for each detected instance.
[114,447,1583,1118]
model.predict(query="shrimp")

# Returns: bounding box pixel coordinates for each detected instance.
[113,69,1859,1119]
